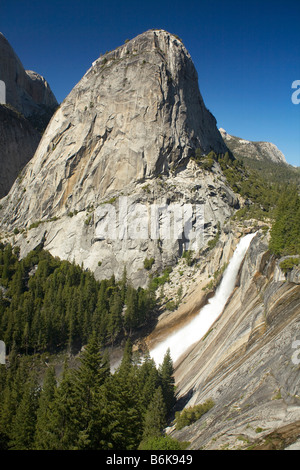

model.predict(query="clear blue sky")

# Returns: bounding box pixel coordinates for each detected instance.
[1,0,300,166]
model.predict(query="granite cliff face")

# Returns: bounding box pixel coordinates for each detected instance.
[0,29,233,286]
[0,33,58,197]
[219,128,287,164]
[165,231,300,449]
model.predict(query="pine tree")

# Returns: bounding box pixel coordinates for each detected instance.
[42,360,79,449]
[124,286,138,334]
[72,334,111,449]
[0,355,28,443]
[141,386,167,440]
[34,366,57,449]
[107,290,123,345]
[159,349,176,414]
[9,373,40,450]
[104,339,142,449]
[137,351,160,414]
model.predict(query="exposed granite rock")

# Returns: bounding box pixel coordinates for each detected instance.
[169,231,300,450]
[0,29,232,286]
[0,104,40,197]
[1,159,239,287]
[219,128,287,164]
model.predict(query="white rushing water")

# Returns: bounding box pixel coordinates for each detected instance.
[150,232,256,366]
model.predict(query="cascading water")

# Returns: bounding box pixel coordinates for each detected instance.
[150,232,257,366]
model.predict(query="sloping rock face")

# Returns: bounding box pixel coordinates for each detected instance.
[171,231,300,450]
[0,105,40,197]
[0,32,57,118]
[0,30,234,286]
[219,128,287,164]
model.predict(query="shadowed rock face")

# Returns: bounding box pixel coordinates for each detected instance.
[0,32,57,117]
[0,33,58,197]
[0,105,40,197]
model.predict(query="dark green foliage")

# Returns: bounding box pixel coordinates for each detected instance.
[269,187,300,257]
[237,156,300,188]
[158,348,176,414]
[149,266,173,291]
[144,257,155,270]
[0,244,156,354]
[194,151,299,258]
[34,366,57,449]
[165,300,176,311]
[141,386,167,440]
[182,250,193,266]
[175,399,215,430]
[0,245,174,450]
[279,257,299,273]
[0,341,177,450]
[138,435,189,450]
[195,151,299,227]
[9,372,40,449]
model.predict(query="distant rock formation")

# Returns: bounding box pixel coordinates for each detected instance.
[0,32,57,119]
[0,32,58,197]
[219,128,287,164]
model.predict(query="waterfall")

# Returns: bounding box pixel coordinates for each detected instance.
[150,232,256,366]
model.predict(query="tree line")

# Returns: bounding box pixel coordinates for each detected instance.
[0,243,156,354]
[0,336,185,450]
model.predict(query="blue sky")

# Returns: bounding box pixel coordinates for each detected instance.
[1,0,300,166]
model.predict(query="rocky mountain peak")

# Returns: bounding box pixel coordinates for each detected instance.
[0,30,235,286]
[219,128,287,164]
[1,29,227,221]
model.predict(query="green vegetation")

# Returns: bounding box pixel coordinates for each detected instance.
[182,250,193,266]
[149,266,173,291]
[269,187,300,257]
[193,150,292,222]
[279,257,299,273]
[0,338,177,450]
[175,399,215,430]
[165,300,176,311]
[139,435,189,450]
[144,257,155,270]
[237,156,300,187]
[255,427,264,433]
[0,243,156,354]
[102,196,117,204]
[191,149,215,170]
[29,221,43,230]
[84,215,92,226]
[192,149,299,260]
[272,389,282,400]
